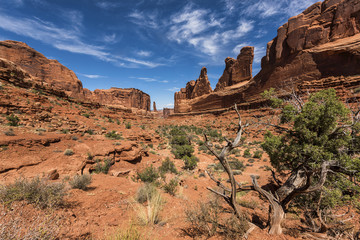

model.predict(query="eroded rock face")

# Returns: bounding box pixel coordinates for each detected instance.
[84,88,150,111]
[172,0,360,114]
[174,67,212,112]
[0,40,151,111]
[0,40,84,100]
[215,46,254,91]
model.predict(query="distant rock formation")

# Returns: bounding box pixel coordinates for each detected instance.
[172,0,360,114]
[153,101,157,112]
[215,46,254,91]
[163,108,174,118]
[174,67,212,112]
[0,40,151,111]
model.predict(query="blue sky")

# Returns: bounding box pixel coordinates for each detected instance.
[0,0,319,109]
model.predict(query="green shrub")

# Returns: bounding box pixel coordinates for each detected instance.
[0,177,66,208]
[136,183,158,204]
[61,128,69,134]
[94,158,112,174]
[163,179,178,196]
[64,149,74,156]
[171,135,188,145]
[6,114,19,126]
[82,113,90,118]
[253,150,263,159]
[243,148,251,158]
[172,145,194,159]
[136,165,159,183]
[126,122,132,129]
[69,174,92,190]
[183,155,198,170]
[85,129,94,135]
[105,130,122,140]
[158,157,178,175]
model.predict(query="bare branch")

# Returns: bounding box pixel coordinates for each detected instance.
[206,170,231,192]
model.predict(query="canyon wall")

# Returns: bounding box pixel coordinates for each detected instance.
[173,0,360,114]
[0,40,150,111]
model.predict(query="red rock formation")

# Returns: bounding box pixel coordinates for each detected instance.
[163,108,174,118]
[84,88,150,111]
[215,46,254,91]
[153,101,157,112]
[0,40,151,111]
[173,0,360,114]
[0,40,84,100]
[174,67,212,112]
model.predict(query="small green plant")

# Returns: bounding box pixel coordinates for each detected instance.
[94,158,112,174]
[105,130,123,140]
[69,174,92,190]
[136,183,158,204]
[163,179,178,196]
[87,152,93,160]
[0,177,66,208]
[136,165,159,183]
[243,148,251,158]
[64,149,74,156]
[85,129,94,135]
[126,122,132,129]
[253,150,263,159]
[183,155,198,170]
[61,128,69,134]
[158,157,178,176]
[6,114,19,126]
[82,113,90,118]
[140,125,145,130]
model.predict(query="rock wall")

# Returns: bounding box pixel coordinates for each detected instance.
[174,67,212,112]
[0,40,151,111]
[215,46,254,91]
[173,0,360,114]
[84,88,150,111]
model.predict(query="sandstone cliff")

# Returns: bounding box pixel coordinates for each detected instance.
[84,88,150,111]
[215,46,254,91]
[174,67,212,112]
[0,40,151,111]
[173,0,360,114]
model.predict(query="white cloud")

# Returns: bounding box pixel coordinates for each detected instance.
[165,103,174,107]
[167,5,253,57]
[167,87,180,92]
[128,10,159,29]
[0,13,164,68]
[136,50,152,57]
[103,33,117,44]
[78,73,107,79]
[131,77,168,83]
[96,1,121,9]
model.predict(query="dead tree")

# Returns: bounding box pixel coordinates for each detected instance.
[204,101,360,235]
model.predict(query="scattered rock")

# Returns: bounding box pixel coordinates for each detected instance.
[47,169,59,180]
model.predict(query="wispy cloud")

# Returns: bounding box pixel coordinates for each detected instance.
[103,33,117,44]
[136,50,152,57]
[128,10,159,29]
[167,87,180,92]
[131,77,168,83]
[78,73,107,79]
[96,1,121,10]
[0,12,164,68]
[167,4,253,57]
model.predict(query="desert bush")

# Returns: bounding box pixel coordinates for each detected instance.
[158,157,177,175]
[6,114,19,126]
[85,129,94,135]
[213,159,245,172]
[69,174,92,190]
[82,113,90,118]
[0,177,66,209]
[136,165,159,183]
[64,149,74,156]
[237,199,257,209]
[253,150,263,159]
[94,158,112,174]
[0,204,60,240]
[183,155,198,170]
[105,223,143,240]
[105,130,122,140]
[185,197,249,239]
[172,145,194,159]
[163,179,178,196]
[243,148,251,158]
[125,122,132,129]
[60,128,69,134]
[136,183,158,204]
[135,190,163,225]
